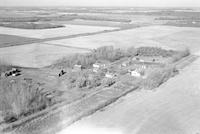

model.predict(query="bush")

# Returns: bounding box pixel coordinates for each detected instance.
[52,53,97,69]
[126,46,138,57]
[87,74,102,88]
[52,46,128,69]
[171,48,190,62]
[142,65,178,90]
[76,76,87,88]
[0,60,13,75]
[95,46,126,62]
[102,78,116,87]
[64,70,104,89]
[0,79,52,123]
[136,47,176,57]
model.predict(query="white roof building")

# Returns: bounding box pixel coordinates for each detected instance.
[93,63,106,68]
[73,64,83,72]
[128,69,141,77]
[93,63,106,72]
[105,72,117,78]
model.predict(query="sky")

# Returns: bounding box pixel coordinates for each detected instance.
[1,0,200,7]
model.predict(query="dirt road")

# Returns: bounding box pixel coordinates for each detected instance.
[58,56,200,134]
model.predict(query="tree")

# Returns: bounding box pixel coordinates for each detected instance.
[88,74,102,88]
[127,46,137,57]
[0,79,52,122]
[102,78,116,87]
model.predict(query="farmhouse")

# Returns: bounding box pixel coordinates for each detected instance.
[128,65,146,77]
[128,69,141,77]
[105,72,117,78]
[93,62,106,73]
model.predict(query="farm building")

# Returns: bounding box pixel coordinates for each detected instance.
[128,65,146,77]
[132,56,168,64]
[93,62,106,73]
[121,60,131,67]
[105,72,117,78]
[128,70,141,77]
[72,64,84,72]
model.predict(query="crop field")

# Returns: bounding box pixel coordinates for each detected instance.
[152,29,200,54]
[57,19,124,27]
[0,34,38,48]
[0,43,89,68]
[0,24,116,39]
[46,25,191,50]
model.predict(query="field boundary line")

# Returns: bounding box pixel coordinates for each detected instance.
[42,42,92,51]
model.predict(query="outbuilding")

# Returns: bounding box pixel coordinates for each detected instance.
[93,62,106,73]
[73,64,84,72]
[128,69,141,77]
[105,72,117,78]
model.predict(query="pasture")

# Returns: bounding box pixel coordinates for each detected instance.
[0,24,116,39]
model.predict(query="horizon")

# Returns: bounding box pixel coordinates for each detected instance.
[1,0,200,7]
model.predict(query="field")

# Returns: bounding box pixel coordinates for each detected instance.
[0,43,89,68]
[0,22,65,29]
[1,24,195,69]
[152,29,200,54]
[0,34,38,47]
[0,24,117,39]
[46,25,200,51]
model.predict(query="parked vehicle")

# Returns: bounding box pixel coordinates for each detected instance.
[4,68,21,77]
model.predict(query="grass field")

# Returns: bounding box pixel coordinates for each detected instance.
[45,26,188,50]
[0,24,116,39]
[0,34,38,48]
[152,29,200,54]
[0,43,89,68]
[0,22,65,29]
